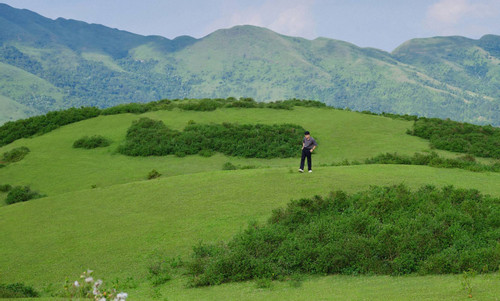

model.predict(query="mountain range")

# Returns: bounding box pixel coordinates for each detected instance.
[0,3,499,125]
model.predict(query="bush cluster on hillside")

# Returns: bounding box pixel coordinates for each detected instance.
[147,169,161,180]
[118,118,305,158]
[0,283,40,298]
[409,118,500,159]
[73,135,111,149]
[2,146,30,163]
[0,107,100,147]
[5,186,44,205]
[0,98,324,147]
[362,152,500,172]
[186,184,500,286]
[0,184,12,192]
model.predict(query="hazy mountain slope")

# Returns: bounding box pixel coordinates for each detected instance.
[0,61,64,113]
[0,94,31,122]
[0,3,499,125]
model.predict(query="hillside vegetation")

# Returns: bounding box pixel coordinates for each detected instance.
[1,3,499,126]
[189,185,499,286]
[0,102,499,300]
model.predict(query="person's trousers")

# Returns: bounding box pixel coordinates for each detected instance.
[300,148,312,171]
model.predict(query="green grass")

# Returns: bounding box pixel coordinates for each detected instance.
[1,166,499,282]
[1,106,499,300]
[9,273,499,301]
[0,107,452,196]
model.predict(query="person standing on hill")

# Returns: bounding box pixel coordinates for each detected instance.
[299,131,317,173]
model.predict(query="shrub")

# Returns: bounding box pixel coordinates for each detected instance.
[0,164,5,168]
[0,283,40,298]
[410,118,500,158]
[255,278,272,289]
[147,169,161,180]
[0,107,101,147]
[222,162,237,170]
[198,149,215,157]
[100,103,149,115]
[147,259,172,286]
[186,185,500,286]
[363,152,500,173]
[73,135,111,149]
[0,184,12,192]
[5,186,44,205]
[177,99,224,111]
[2,146,30,162]
[118,118,306,159]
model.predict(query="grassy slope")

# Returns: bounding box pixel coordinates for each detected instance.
[0,107,439,196]
[1,107,499,300]
[1,166,499,299]
[0,61,64,102]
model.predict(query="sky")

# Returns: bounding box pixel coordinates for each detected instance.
[2,0,500,51]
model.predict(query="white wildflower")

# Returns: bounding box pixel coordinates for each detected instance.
[87,269,94,274]
[94,279,103,287]
[93,287,99,295]
[115,292,128,300]
[98,298,106,301]
[85,276,94,283]
[73,280,80,287]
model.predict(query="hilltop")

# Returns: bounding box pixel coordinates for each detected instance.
[0,3,499,126]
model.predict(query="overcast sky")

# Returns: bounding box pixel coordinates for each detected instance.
[3,0,500,51]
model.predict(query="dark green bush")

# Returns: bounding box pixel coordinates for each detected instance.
[118,118,305,159]
[147,169,161,180]
[186,185,500,286]
[0,107,101,147]
[410,118,500,158]
[0,184,12,192]
[5,186,44,205]
[222,162,237,170]
[73,135,111,149]
[2,146,30,163]
[198,149,215,157]
[177,99,225,111]
[363,152,500,172]
[0,164,5,168]
[0,283,40,298]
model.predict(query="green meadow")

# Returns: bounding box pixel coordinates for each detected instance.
[0,106,499,300]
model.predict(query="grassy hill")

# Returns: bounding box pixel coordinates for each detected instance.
[0,3,499,126]
[0,104,499,300]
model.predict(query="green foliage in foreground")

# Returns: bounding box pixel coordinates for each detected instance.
[118,117,305,158]
[73,135,111,149]
[363,152,500,172]
[5,186,44,205]
[410,118,500,159]
[187,184,500,286]
[0,282,40,298]
[2,146,30,163]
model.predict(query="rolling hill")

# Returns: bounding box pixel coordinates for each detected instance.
[0,103,499,300]
[0,3,499,126]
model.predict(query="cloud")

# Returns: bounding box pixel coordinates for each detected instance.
[205,0,316,38]
[425,0,500,35]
